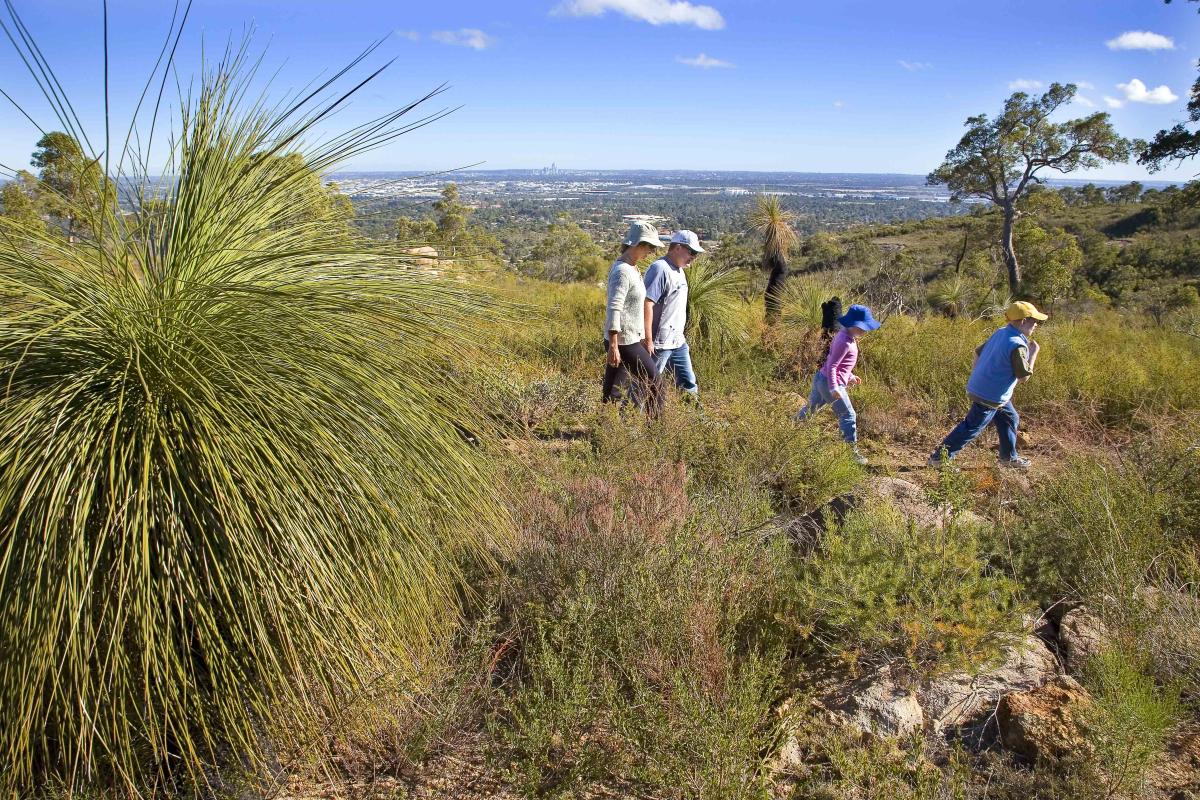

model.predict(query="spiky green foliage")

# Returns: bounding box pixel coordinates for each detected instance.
[747,194,799,322]
[0,53,505,793]
[684,257,745,350]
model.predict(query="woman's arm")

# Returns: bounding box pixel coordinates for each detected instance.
[605,267,630,337]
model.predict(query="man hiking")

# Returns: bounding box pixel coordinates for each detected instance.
[643,229,704,402]
[928,301,1047,469]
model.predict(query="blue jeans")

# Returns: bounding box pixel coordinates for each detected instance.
[652,341,699,396]
[795,371,857,443]
[934,400,1019,461]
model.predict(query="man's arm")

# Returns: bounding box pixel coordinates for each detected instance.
[643,298,655,356]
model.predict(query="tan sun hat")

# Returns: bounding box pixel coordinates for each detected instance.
[1004,301,1048,322]
[621,220,664,249]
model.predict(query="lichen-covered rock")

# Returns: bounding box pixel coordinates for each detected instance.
[922,633,1058,736]
[826,667,924,738]
[1058,606,1107,675]
[998,676,1092,761]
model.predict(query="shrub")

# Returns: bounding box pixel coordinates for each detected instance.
[1082,648,1182,799]
[793,502,1023,677]
[1003,456,1167,607]
[0,56,505,793]
[492,463,794,798]
[783,715,969,800]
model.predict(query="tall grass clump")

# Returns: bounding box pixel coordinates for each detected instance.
[0,44,505,794]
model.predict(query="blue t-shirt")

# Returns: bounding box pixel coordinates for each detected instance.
[644,257,689,350]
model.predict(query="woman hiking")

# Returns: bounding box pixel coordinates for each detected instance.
[601,221,666,417]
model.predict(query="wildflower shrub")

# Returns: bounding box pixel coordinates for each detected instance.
[493,460,795,798]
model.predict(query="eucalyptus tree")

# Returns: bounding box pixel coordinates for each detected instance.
[29,130,115,238]
[928,83,1130,294]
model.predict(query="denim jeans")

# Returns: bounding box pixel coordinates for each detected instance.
[795,371,857,443]
[933,400,1019,461]
[652,341,699,396]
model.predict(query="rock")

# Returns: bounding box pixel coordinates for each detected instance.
[826,667,925,738]
[922,633,1058,737]
[1058,606,1107,675]
[860,477,947,530]
[997,676,1092,761]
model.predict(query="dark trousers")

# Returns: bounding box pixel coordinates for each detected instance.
[602,341,663,417]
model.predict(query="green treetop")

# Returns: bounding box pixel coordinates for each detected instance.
[29,131,115,239]
[928,83,1130,295]
[522,214,607,282]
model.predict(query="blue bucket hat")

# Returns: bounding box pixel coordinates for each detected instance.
[838,304,881,331]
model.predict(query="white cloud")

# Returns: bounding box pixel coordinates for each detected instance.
[1106,31,1175,51]
[833,100,845,108]
[898,60,932,71]
[1075,81,1095,90]
[554,0,725,30]
[430,28,496,50]
[1008,79,1043,91]
[1073,95,1096,108]
[1104,96,1125,109]
[677,53,733,68]
[394,30,421,41]
[1116,78,1178,104]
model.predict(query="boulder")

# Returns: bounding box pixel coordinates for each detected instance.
[825,667,924,738]
[997,676,1092,761]
[922,633,1058,737]
[1058,606,1108,675]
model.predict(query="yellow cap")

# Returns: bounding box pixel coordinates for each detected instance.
[1004,301,1048,322]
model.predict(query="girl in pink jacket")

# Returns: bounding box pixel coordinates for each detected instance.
[794,304,881,465]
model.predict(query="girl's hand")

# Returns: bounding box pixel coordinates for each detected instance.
[608,345,621,367]
[849,374,862,386]
[641,337,655,357]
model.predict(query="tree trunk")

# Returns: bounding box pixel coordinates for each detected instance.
[1000,203,1020,295]
[764,254,788,323]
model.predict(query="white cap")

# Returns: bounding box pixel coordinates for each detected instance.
[669,229,704,253]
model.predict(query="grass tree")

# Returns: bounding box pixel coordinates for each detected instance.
[747,194,798,323]
[0,24,507,796]
[928,83,1129,295]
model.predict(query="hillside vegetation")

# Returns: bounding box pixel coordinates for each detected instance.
[1,39,1199,800]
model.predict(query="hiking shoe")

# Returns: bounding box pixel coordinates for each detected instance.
[998,456,1032,469]
[851,447,869,466]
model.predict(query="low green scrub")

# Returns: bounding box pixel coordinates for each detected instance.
[1082,648,1183,799]
[586,394,864,521]
[782,717,970,800]
[792,502,1023,677]
[1002,417,1200,697]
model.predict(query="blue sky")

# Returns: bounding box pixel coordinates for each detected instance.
[1,0,1197,181]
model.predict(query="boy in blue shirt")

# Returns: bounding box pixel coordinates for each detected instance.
[929,301,1046,469]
